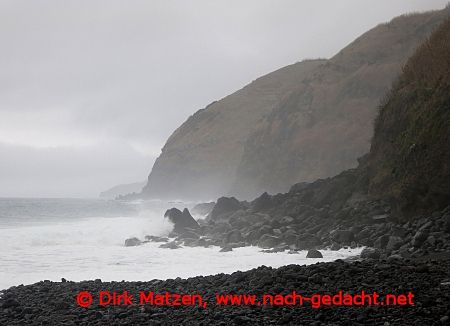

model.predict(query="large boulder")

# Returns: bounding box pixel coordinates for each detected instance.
[306,249,323,258]
[124,237,142,247]
[209,197,243,220]
[281,229,298,245]
[164,208,200,233]
[295,234,321,250]
[360,247,381,259]
[209,222,232,235]
[386,236,403,251]
[252,192,273,211]
[219,246,233,252]
[331,230,355,244]
[374,235,390,249]
[412,230,429,248]
[258,234,282,249]
[225,230,244,244]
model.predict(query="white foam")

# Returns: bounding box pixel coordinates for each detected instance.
[0,213,362,290]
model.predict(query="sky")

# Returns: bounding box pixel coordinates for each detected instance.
[0,0,448,198]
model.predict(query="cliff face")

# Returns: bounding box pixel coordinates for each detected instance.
[143,60,324,200]
[367,16,450,217]
[143,8,449,201]
[231,9,450,199]
[187,18,450,255]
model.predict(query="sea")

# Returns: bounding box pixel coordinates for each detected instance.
[0,198,363,290]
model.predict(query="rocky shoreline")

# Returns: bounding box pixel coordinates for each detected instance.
[125,176,450,262]
[1,256,450,325]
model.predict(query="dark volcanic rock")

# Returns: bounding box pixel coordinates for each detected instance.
[2,259,450,325]
[412,230,429,248]
[360,247,381,259]
[252,192,273,211]
[159,241,182,249]
[191,202,215,216]
[224,230,244,244]
[331,230,355,244]
[144,235,169,243]
[219,246,233,252]
[164,208,200,233]
[258,234,281,249]
[295,234,321,250]
[386,236,403,251]
[209,197,243,220]
[124,237,142,247]
[306,249,323,258]
[374,235,391,249]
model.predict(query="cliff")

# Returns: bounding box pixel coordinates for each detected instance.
[166,16,450,255]
[143,7,450,201]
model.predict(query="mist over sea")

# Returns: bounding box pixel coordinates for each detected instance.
[0,198,362,290]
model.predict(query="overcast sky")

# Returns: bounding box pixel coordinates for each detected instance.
[0,0,448,198]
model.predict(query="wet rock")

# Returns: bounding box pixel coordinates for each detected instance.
[281,229,298,245]
[412,230,429,248]
[386,236,403,251]
[159,241,181,249]
[219,246,233,252]
[258,234,282,249]
[330,242,341,251]
[374,235,390,249]
[280,216,295,225]
[391,226,407,237]
[295,234,321,250]
[252,192,273,211]
[426,235,436,246]
[306,249,323,258]
[1,299,19,308]
[419,221,433,231]
[209,197,243,220]
[2,259,450,324]
[124,237,142,247]
[387,254,403,262]
[331,230,354,243]
[177,230,200,240]
[225,230,243,244]
[360,248,381,259]
[145,235,169,243]
[164,208,200,233]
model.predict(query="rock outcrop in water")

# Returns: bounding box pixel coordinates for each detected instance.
[142,7,450,201]
[164,208,200,233]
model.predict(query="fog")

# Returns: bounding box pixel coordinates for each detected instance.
[0,0,448,197]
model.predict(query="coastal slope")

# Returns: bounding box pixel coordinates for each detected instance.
[143,7,449,201]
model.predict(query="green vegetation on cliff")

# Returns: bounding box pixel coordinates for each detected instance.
[368,16,450,216]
